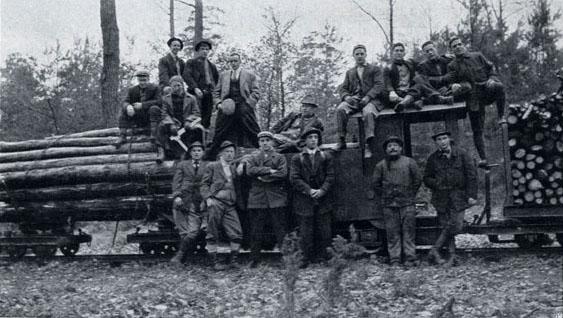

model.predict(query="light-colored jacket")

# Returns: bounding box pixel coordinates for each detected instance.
[212,68,260,108]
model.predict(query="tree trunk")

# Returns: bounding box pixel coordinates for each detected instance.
[0,136,150,153]
[100,0,120,128]
[169,0,175,37]
[389,0,394,49]
[194,0,203,46]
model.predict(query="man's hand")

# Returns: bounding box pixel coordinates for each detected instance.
[173,197,183,209]
[451,83,462,94]
[485,79,497,89]
[389,91,400,102]
[126,104,135,117]
[309,189,320,199]
[269,169,278,175]
[468,197,477,206]
[133,102,143,111]
[312,189,325,199]
[236,163,244,176]
[360,96,370,106]
[194,88,203,99]
[170,125,179,135]
[162,86,172,96]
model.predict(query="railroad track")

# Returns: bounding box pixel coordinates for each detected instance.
[0,246,561,265]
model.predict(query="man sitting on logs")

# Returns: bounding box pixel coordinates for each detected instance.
[270,95,324,153]
[336,44,386,159]
[158,37,185,93]
[115,70,162,148]
[155,75,204,162]
[201,141,244,270]
[446,37,507,165]
[170,141,208,265]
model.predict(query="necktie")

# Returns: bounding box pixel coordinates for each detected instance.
[194,161,199,173]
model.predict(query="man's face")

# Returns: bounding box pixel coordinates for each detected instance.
[221,147,236,162]
[423,43,438,61]
[198,44,211,58]
[169,41,182,55]
[392,45,406,61]
[137,76,149,88]
[171,81,183,94]
[190,147,204,160]
[353,48,367,65]
[228,55,241,70]
[385,141,402,157]
[305,133,319,149]
[259,137,274,152]
[435,135,451,151]
[450,39,466,56]
[301,104,315,117]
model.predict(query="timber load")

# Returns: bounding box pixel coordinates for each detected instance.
[0,129,174,223]
[506,92,563,206]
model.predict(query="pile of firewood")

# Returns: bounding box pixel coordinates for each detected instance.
[0,128,174,223]
[506,93,563,206]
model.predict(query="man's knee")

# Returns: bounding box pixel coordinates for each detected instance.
[336,102,350,114]
[149,105,161,121]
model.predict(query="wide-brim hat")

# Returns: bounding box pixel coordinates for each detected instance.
[188,141,204,151]
[134,70,150,77]
[219,140,236,151]
[301,95,318,107]
[431,131,451,140]
[219,99,236,115]
[167,37,184,50]
[194,39,213,51]
[257,131,274,140]
[300,128,323,145]
[382,135,403,150]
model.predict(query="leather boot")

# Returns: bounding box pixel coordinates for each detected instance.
[156,146,165,164]
[211,253,227,271]
[428,248,445,265]
[335,137,347,151]
[412,100,424,110]
[149,122,158,144]
[229,250,241,269]
[437,95,454,105]
[444,239,457,267]
[394,95,414,112]
[115,129,128,149]
[170,238,190,265]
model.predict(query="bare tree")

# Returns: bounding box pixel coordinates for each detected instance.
[350,0,395,55]
[100,0,120,128]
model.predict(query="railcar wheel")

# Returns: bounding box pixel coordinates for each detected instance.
[160,243,177,256]
[60,243,79,256]
[32,245,57,257]
[6,246,27,259]
[514,234,552,248]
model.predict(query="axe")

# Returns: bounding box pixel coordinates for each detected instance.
[169,128,188,152]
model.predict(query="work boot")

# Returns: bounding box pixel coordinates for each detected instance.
[211,253,227,271]
[412,100,424,110]
[156,146,165,164]
[170,238,190,265]
[394,95,413,113]
[428,248,446,265]
[115,129,128,149]
[364,138,375,159]
[150,122,158,144]
[437,95,454,105]
[228,250,241,269]
[335,137,347,151]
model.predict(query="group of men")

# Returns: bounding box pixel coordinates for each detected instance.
[116,35,502,269]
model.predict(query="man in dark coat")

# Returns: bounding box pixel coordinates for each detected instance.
[424,131,477,266]
[158,37,185,93]
[373,136,422,267]
[290,128,335,266]
[116,70,162,147]
[336,44,386,158]
[446,37,507,165]
[156,76,203,161]
[201,141,244,270]
[182,39,219,130]
[416,41,458,100]
[170,141,208,264]
[383,43,423,112]
[209,52,261,157]
[244,131,288,267]
[271,95,324,153]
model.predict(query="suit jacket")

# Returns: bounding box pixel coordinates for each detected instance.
[123,84,161,111]
[290,149,335,216]
[245,149,288,209]
[383,59,417,92]
[213,68,260,108]
[182,57,219,95]
[172,159,208,207]
[416,55,452,88]
[158,53,186,90]
[446,52,499,85]
[271,112,324,135]
[338,63,384,102]
[160,92,201,127]
[201,160,242,207]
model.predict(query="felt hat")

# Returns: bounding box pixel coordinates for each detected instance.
[257,131,275,140]
[300,128,323,145]
[134,70,150,77]
[431,130,451,140]
[219,140,236,151]
[219,98,236,115]
[382,135,404,150]
[195,39,213,51]
[188,141,204,151]
[167,37,184,50]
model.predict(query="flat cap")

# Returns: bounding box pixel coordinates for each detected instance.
[219,140,236,151]
[300,128,323,145]
[353,44,366,53]
[134,70,150,77]
[382,135,403,150]
[257,131,275,140]
[431,130,451,140]
[301,95,318,107]
[188,141,204,151]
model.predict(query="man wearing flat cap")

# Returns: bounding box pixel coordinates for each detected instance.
[201,140,244,270]
[182,39,219,130]
[116,70,162,147]
[336,44,386,158]
[243,131,288,267]
[290,128,335,267]
[156,75,203,161]
[373,135,422,267]
[271,95,324,153]
[170,141,208,264]
[424,130,477,266]
[158,37,186,93]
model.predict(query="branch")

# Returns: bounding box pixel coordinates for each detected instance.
[350,0,390,45]
[175,0,195,8]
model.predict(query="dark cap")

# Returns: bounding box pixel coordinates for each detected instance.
[353,44,366,53]
[134,70,150,77]
[195,39,213,51]
[300,128,323,145]
[431,131,451,140]
[382,135,403,150]
[167,37,184,50]
[219,140,236,151]
[300,95,318,107]
[257,131,274,140]
[188,141,204,151]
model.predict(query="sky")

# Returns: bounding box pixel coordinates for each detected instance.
[1,0,562,66]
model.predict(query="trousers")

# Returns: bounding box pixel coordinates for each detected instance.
[383,205,416,262]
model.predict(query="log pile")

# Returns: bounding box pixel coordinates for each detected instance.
[0,130,175,223]
[507,92,563,206]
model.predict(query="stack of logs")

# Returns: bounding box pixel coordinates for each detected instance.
[506,92,563,206]
[0,128,175,223]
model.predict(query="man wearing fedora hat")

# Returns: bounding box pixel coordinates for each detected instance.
[243,131,288,267]
[424,130,477,266]
[271,95,324,153]
[201,140,244,270]
[336,44,386,158]
[182,39,219,130]
[158,37,186,93]
[290,128,335,267]
[170,141,208,264]
[116,70,162,148]
[373,135,422,267]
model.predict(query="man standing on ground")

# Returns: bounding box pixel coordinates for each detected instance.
[158,37,185,93]
[245,131,288,267]
[336,44,385,158]
[290,128,335,267]
[424,131,477,266]
[373,136,422,267]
